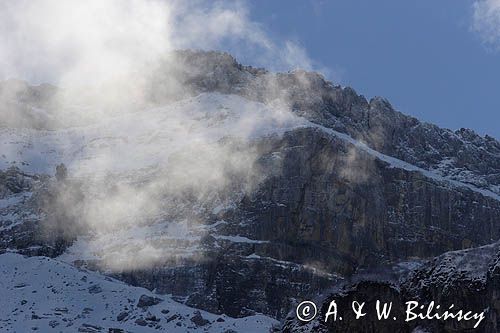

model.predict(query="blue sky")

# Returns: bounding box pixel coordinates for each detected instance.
[241,0,500,137]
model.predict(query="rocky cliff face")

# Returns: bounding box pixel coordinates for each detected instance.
[0,50,499,328]
[105,126,500,320]
[158,50,500,197]
[283,242,500,332]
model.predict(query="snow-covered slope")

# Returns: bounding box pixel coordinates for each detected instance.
[2,92,497,201]
[0,252,277,332]
[312,124,500,201]
[0,93,305,176]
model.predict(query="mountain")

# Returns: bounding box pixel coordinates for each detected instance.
[1,50,499,332]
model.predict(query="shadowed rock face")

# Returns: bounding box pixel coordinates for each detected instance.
[114,254,335,319]
[283,243,500,332]
[1,50,499,322]
[155,50,500,196]
[232,128,500,272]
[282,281,410,333]
[86,127,499,319]
[0,167,82,257]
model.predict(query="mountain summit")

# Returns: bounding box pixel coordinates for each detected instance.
[1,50,499,332]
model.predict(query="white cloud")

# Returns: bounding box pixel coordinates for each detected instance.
[0,0,318,84]
[472,0,500,49]
[0,0,335,272]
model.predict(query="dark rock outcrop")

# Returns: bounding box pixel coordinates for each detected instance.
[282,242,500,332]
[137,295,163,308]
[190,311,210,327]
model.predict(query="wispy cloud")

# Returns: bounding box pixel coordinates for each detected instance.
[0,0,318,85]
[0,0,331,272]
[471,0,500,50]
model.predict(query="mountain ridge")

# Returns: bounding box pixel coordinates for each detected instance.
[0,50,499,331]
[2,50,499,197]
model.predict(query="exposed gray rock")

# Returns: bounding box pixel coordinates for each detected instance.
[136,295,162,308]
[116,311,128,322]
[134,318,147,326]
[87,284,102,294]
[190,311,210,327]
[78,323,102,332]
[55,163,67,182]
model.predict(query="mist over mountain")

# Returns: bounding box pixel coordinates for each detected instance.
[1,50,499,332]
